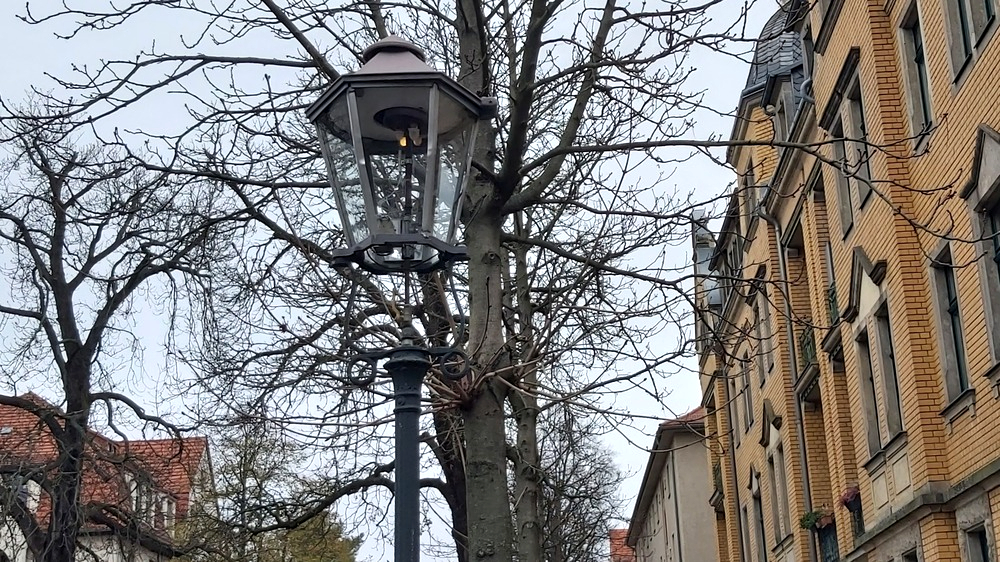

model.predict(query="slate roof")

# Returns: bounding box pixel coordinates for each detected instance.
[744,6,803,90]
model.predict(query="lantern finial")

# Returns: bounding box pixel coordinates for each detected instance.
[362,36,427,63]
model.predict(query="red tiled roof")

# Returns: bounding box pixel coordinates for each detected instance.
[127,437,208,518]
[0,393,207,543]
[658,406,706,430]
[610,528,636,562]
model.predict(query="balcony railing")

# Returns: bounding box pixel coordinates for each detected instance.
[799,325,817,372]
[826,285,839,325]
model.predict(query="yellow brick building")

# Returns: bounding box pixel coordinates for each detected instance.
[695,0,1000,561]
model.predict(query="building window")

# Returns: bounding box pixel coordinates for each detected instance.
[857,329,882,456]
[903,549,920,562]
[825,240,839,323]
[946,0,997,79]
[731,376,742,445]
[933,247,970,400]
[846,81,873,206]
[902,5,933,137]
[965,184,1000,369]
[768,444,791,540]
[745,159,759,217]
[753,491,768,562]
[758,287,775,372]
[875,303,904,437]
[742,353,754,430]
[753,302,765,382]
[989,208,1000,284]
[741,506,752,562]
[966,525,992,562]
[857,303,904,457]
[833,121,855,236]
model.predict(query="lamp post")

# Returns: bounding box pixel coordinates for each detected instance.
[306,36,496,562]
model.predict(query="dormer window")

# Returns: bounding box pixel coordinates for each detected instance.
[126,472,155,519]
[773,100,789,142]
[765,76,797,144]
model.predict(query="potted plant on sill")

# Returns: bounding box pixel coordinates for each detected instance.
[799,508,834,531]
[839,484,862,513]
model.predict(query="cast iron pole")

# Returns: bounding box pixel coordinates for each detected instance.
[385,325,430,562]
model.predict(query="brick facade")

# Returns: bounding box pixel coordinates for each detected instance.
[694,1,1000,561]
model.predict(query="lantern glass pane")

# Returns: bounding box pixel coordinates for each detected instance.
[318,113,369,245]
[430,96,479,243]
[354,86,432,240]
[362,139,428,238]
[432,122,477,242]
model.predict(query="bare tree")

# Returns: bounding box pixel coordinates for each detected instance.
[0,115,242,562]
[0,1,828,561]
[535,405,627,562]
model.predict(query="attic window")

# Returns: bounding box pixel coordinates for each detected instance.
[0,427,12,435]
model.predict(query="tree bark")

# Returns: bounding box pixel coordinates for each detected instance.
[463,207,514,561]
[510,240,543,562]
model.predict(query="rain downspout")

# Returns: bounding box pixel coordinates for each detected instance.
[722,371,746,562]
[670,446,683,562]
[757,206,818,562]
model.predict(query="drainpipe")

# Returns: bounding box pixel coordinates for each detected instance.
[757,207,818,562]
[800,77,815,105]
[670,447,684,562]
[721,370,746,562]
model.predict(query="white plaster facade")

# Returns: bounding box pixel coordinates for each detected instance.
[627,411,717,562]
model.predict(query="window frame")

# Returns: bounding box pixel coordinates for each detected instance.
[978,203,1000,366]
[731,374,742,446]
[832,120,855,237]
[751,470,768,562]
[944,0,998,82]
[774,444,791,537]
[857,328,883,456]
[964,129,1000,378]
[932,246,971,403]
[965,525,993,562]
[875,302,904,438]
[846,80,873,207]
[742,352,754,431]
[900,3,934,144]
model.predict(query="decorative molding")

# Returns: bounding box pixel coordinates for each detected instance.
[842,246,888,321]
[759,399,782,446]
[960,123,1000,210]
[796,364,821,400]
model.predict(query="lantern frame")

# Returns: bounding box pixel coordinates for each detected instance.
[306,36,497,274]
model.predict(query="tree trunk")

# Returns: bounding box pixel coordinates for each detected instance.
[463,207,514,560]
[510,240,543,562]
[46,402,88,562]
[455,0,514,555]
[511,395,542,562]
